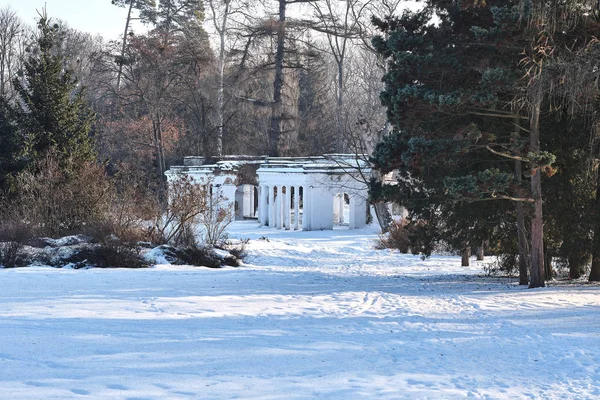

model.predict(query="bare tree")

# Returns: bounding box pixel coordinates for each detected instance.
[112,0,155,92]
[0,7,24,100]
[310,0,363,152]
[207,0,251,156]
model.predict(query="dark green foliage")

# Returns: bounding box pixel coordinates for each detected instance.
[12,12,96,168]
[0,100,22,192]
[64,244,149,269]
[540,112,595,279]
[370,1,526,256]
[371,0,600,282]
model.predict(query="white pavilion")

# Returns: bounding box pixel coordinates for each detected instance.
[165,154,371,231]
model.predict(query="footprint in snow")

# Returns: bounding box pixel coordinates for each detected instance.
[107,384,128,390]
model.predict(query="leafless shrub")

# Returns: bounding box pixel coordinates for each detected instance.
[483,254,518,277]
[12,153,111,237]
[150,175,208,246]
[375,219,412,254]
[199,186,234,246]
[0,201,35,268]
[221,239,248,262]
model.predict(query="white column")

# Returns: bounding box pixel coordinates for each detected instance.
[339,194,345,225]
[302,186,311,231]
[251,186,256,217]
[349,196,355,229]
[284,186,291,230]
[294,185,300,230]
[259,186,268,226]
[268,185,275,228]
[221,183,237,218]
[276,188,283,229]
[349,196,367,229]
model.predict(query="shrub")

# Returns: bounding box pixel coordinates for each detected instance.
[151,175,208,246]
[64,242,148,269]
[198,185,234,246]
[0,208,35,268]
[11,153,112,237]
[224,240,248,261]
[483,253,518,276]
[375,219,412,253]
[154,175,234,247]
[174,246,222,268]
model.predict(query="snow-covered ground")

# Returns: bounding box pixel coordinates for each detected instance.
[0,221,599,399]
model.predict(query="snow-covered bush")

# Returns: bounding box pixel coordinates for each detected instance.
[0,210,35,267]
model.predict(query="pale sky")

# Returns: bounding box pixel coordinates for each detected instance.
[2,0,141,40]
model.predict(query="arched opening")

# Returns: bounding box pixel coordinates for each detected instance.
[333,192,350,227]
[234,184,257,220]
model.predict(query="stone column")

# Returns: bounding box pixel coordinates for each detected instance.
[284,186,291,230]
[349,196,355,229]
[268,185,275,228]
[350,196,367,229]
[302,186,311,231]
[339,194,345,225]
[276,187,283,229]
[294,186,300,230]
[259,186,268,226]
[333,193,340,224]
[220,183,237,219]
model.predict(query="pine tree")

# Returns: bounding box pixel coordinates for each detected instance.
[370,1,528,261]
[0,99,21,192]
[12,10,96,168]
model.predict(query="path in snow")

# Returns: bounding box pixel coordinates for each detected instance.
[0,221,598,399]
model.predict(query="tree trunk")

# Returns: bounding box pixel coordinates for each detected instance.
[215,2,230,157]
[153,112,166,202]
[268,0,286,157]
[116,0,134,93]
[529,95,545,288]
[462,244,470,267]
[515,159,529,285]
[544,240,553,280]
[568,253,585,280]
[476,243,484,261]
[373,202,392,233]
[336,60,344,152]
[589,171,600,281]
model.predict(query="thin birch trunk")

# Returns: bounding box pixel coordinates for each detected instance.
[529,94,545,288]
[116,0,134,93]
[269,0,286,157]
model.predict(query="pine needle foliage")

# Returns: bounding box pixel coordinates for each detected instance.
[12,11,96,169]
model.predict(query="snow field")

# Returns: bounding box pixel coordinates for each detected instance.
[0,221,598,399]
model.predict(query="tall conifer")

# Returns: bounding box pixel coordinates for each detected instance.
[12,10,96,167]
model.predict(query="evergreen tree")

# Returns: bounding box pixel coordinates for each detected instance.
[0,99,21,191]
[12,11,96,167]
[371,1,600,284]
[370,1,529,261]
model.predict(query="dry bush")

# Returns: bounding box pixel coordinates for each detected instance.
[0,202,36,268]
[483,254,518,276]
[220,239,248,265]
[199,187,234,246]
[173,246,222,268]
[151,176,234,247]
[13,153,112,237]
[150,175,208,246]
[0,219,31,268]
[375,219,412,254]
[63,240,148,269]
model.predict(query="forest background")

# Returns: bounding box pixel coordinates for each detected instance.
[2,0,600,287]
